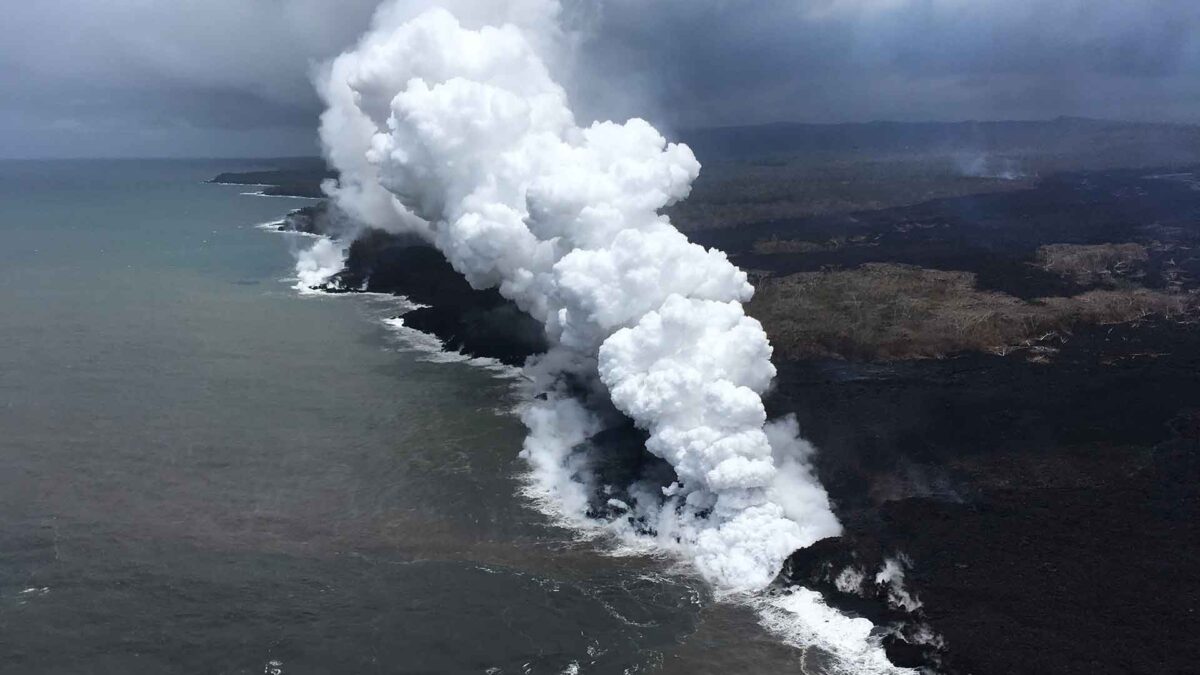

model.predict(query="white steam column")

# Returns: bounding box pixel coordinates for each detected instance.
[309,3,908,671]
[315,0,839,590]
[309,3,916,667]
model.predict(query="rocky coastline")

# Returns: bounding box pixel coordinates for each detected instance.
[322,226,547,366]
[217,140,1200,673]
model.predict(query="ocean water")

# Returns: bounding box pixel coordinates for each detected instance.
[0,160,809,674]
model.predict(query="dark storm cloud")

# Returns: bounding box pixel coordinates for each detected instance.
[567,0,1200,128]
[3,0,1200,157]
[0,0,383,157]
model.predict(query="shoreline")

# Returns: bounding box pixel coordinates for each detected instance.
[215,159,1200,674]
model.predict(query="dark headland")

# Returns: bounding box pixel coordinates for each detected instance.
[208,157,336,198]
[223,117,1200,674]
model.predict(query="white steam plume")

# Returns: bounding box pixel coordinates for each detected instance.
[313,1,842,591]
[293,237,349,290]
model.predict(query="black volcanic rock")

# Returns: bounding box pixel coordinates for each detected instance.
[277,202,356,239]
[693,165,1200,301]
[881,634,933,669]
[209,162,335,199]
[768,318,1200,674]
[740,166,1200,672]
[326,228,547,366]
[277,204,326,235]
[269,201,546,366]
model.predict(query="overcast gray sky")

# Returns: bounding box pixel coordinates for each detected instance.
[4,0,1199,158]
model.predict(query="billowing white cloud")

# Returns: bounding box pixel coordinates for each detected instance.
[311,2,842,591]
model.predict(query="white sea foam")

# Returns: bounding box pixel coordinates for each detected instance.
[380,316,521,376]
[754,587,916,674]
[240,190,325,200]
[254,219,325,239]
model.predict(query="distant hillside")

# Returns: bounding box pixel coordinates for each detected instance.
[665,117,1200,230]
[677,117,1200,167]
[214,118,1200,223]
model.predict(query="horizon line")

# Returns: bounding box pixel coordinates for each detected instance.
[4,115,1198,161]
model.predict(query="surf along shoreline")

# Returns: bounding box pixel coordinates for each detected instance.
[213,151,1200,674]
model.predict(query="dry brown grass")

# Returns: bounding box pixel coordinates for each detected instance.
[752,238,832,254]
[751,235,879,254]
[749,263,1194,360]
[1034,243,1149,285]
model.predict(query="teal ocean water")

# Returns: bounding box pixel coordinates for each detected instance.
[0,160,806,674]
